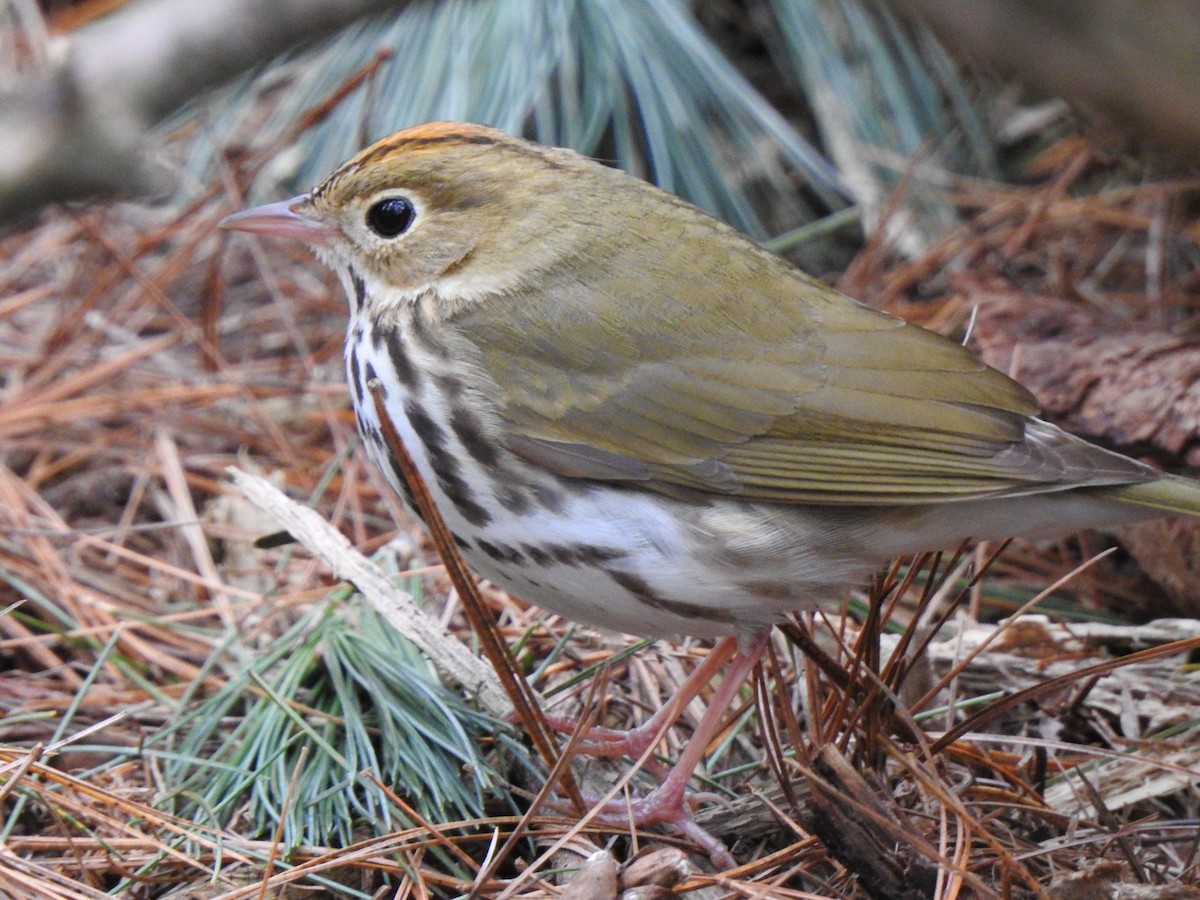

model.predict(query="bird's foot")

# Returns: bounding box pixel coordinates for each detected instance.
[575,777,737,869]
[508,636,768,866]
[537,710,674,761]
[537,634,770,868]
[544,772,734,868]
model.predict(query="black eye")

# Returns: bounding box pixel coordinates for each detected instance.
[366,196,416,238]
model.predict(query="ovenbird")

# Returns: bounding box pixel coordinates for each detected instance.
[222,122,1200,864]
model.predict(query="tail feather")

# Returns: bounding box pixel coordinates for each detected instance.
[1104,474,1200,518]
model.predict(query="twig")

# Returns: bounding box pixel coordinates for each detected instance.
[225,467,510,717]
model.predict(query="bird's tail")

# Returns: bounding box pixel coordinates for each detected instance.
[1104,474,1200,517]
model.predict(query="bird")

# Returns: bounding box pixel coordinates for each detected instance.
[220,121,1200,865]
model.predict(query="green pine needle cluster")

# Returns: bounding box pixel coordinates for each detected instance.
[156,587,506,852]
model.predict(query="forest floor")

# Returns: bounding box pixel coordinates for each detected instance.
[2,89,1200,898]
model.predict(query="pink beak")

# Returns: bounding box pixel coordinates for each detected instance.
[219,195,339,243]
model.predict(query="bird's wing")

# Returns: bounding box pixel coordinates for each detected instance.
[461,240,1154,505]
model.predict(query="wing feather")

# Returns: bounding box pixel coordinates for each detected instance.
[453,198,1155,505]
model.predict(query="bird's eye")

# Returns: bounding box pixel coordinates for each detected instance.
[366,197,416,238]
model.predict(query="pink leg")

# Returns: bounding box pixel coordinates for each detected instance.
[542,636,742,759]
[563,633,771,868]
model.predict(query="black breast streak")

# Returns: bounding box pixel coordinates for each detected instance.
[475,539,526,565]
[493,484,531,515]
[522,543,627,568]
[521,543,552,566]
[436,468,493,527]
[441,379,548,516]
[449,406,499,467]
[403,398,493,528]
[347,345,365,407]
[532,483,566,514]
[350,269,367,313]
[607,569,734,623]
[383,326,420,390]
[404,399,448,455]
[433,372,464,400]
